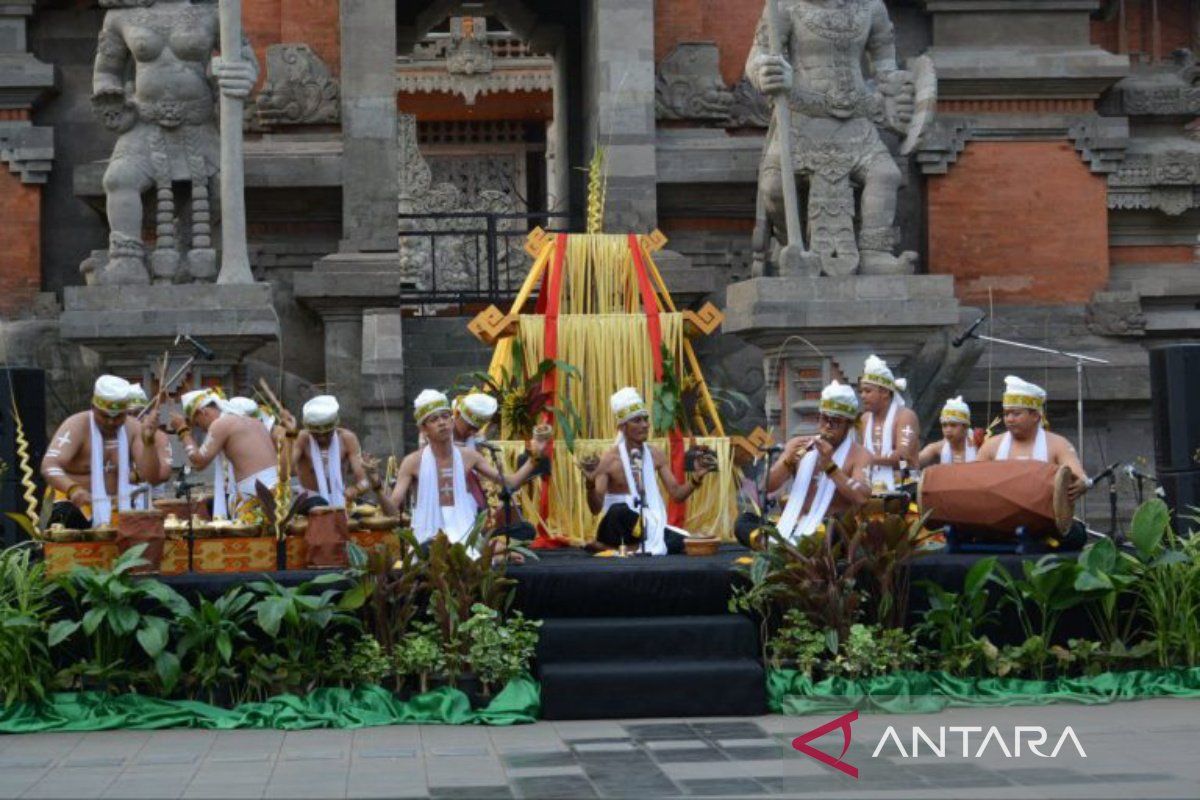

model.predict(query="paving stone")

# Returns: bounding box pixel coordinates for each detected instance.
[0,755,53,768]
[652,748,730,764]
[503,751,580,770]
[1000,767,1097,785]
[511,774,598,799]
[572,741,637,753]
[429,787,513,799]
[63,755,127,768]
[505,764,588,780]
[680,777,768,796]
[355,747,418,759]
[625,723,697,741]
[643,740,708,751]
[135,752,198,765]
[691,721,769,740]
[429,745,490,757]
[716,737,779,749]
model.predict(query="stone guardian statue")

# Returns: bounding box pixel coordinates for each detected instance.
[746,0,922,276]
[91,0,258,285]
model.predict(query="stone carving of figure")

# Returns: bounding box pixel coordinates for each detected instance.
[92,0,257,285]
[746,0,918,275]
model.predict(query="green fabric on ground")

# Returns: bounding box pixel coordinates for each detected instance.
[768,667,1200,715]
[0,677,540,733]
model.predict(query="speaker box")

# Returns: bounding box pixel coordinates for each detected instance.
[1158,469,1200,535]
[0,367,47,545]
[1149,344,1200,472]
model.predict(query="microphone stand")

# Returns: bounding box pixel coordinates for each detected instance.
[175,465,198,573]
[959,330,1109,519]
[483,444,515,548]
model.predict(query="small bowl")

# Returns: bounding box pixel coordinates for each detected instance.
[683,536,720,557]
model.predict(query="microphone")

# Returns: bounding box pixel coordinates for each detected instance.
[1124,464,1160,483]
[1089,462,1122,484]
[474,438,502,454]
[759,444,785,454]
[952,315,987,348]
[176,333,215,360]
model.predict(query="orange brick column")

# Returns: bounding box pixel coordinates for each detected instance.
[0,163,42,317]
[927,140,1110,305]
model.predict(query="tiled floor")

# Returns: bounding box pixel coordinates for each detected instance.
[2,699,1199,798]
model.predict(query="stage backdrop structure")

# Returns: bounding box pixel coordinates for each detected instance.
[467,163,770,544]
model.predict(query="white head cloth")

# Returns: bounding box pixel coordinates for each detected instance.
[125,383,149,408]
[93,375,132,417]
[860,354,908,398]
[303,395,340,430]
[225,397,259,417]
[940,395,971,424]
[413,389,451,424]
[610,387,648,426]
[456,393,498,430]
[181,389,219,421]
[818,381,859,420]
[1002,375,1047,411]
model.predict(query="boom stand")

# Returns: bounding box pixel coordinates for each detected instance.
[961,331,1109,518]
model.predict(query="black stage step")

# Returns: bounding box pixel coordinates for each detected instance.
[536,614,766,720]
[537,615,759,663]
[539,657,766,720]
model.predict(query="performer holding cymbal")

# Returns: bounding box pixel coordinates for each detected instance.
[918,396,978,468]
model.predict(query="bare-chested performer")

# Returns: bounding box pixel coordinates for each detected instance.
[382,389,548,545]
[124,382,175,508]
[169,388,279,521]
[41,375,171,529]
[977,375,1090,501]
[858,354,921,491]
[286,395,381,512]
[767,381,873,542]
[918,396,978,468]
[578,387,714,556]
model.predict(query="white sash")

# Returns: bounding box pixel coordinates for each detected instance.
[776,436,853,542]
[212,454,230,519]
[413,446,478,544]
[88,417,133,528]
[863,396,902,490]
[996,429,1047,463]
[309,432,346,509]
[940,440,977,464]
[616,434,667,556]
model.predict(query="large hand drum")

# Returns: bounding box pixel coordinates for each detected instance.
[918,461,1074,537]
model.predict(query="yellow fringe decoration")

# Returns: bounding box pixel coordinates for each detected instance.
[492,437,736,543]
[516,313,684,440]
[586,147,607,235]
[9,396,41,536]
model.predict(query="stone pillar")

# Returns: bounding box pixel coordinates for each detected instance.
[582,0,658,231]
[550,46,571,215]
[360,309,405,459]
[319,310,364,426]
[339,0,397,251]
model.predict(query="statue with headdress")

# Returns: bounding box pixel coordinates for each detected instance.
[746,0,935,276]
[90,0,257,285]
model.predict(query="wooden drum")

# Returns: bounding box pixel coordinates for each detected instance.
[918,461,1074,538]
[115,509,167,573]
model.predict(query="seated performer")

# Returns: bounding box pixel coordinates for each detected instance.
[977,375,1090,501]
[767,382,872,541]
[858,354,920,491]
[384,389,548,544]
[579,387,714,556]
[124,382,173,509]
[918,396,978,468]
[290,395,380,512]
[228,395,288,447]
[40,375,170,529]
[169,389,279,521]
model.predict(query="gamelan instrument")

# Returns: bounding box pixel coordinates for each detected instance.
[918,460,1074,539]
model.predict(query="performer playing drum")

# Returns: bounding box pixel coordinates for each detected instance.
[767,382,872,542]
[858,355,920,491]
[976,375,1090,502]
[918,396,977,468]
[289,395,381,512]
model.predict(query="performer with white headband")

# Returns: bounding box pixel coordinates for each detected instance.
[383,389,548,546]
[918,396,977,467]
[767,381,872,542]
[170,388,280,522]
[452,393,499,450]
[289,394,380,512]
[41,375,170,529]
[578,387,715,555]
[858,354,921,492]
[977,375,1090,501]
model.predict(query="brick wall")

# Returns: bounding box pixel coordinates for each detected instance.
[655,0,762,85]
[0,168,42,318]
[1091,0,1192,61]
[927,140,1110,304]
[244,0,340,86]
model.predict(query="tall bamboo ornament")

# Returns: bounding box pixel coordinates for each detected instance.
[216,0,253,284]
[764,0,816,276]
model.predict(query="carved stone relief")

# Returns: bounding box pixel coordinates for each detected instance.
[655,43,733,122]
[251,44,340,127]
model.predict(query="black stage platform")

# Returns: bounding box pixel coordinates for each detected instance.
[156,545,1069,719]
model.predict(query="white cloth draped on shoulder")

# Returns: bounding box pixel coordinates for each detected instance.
[309,432,346,508]
[412,445,479,544]
[775,435,853,542]
[88,416,133,528]
[940,440,977,464]
[995,429,1048,463]
[615,433,668,556]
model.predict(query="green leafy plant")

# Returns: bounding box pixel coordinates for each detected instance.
[459,603,541,696]
[50,545,189,694]
[172,587,255,704]
[914,556,1000,675]
[338,533,425,657]
[767,608,829,675]
[1132,502,1200,668]
[394,620,445,695]
[0,544,61,706]
[458,336,585,451]
[824,624,923,679]
[856,508,929,628]
[993,556,1087,678]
